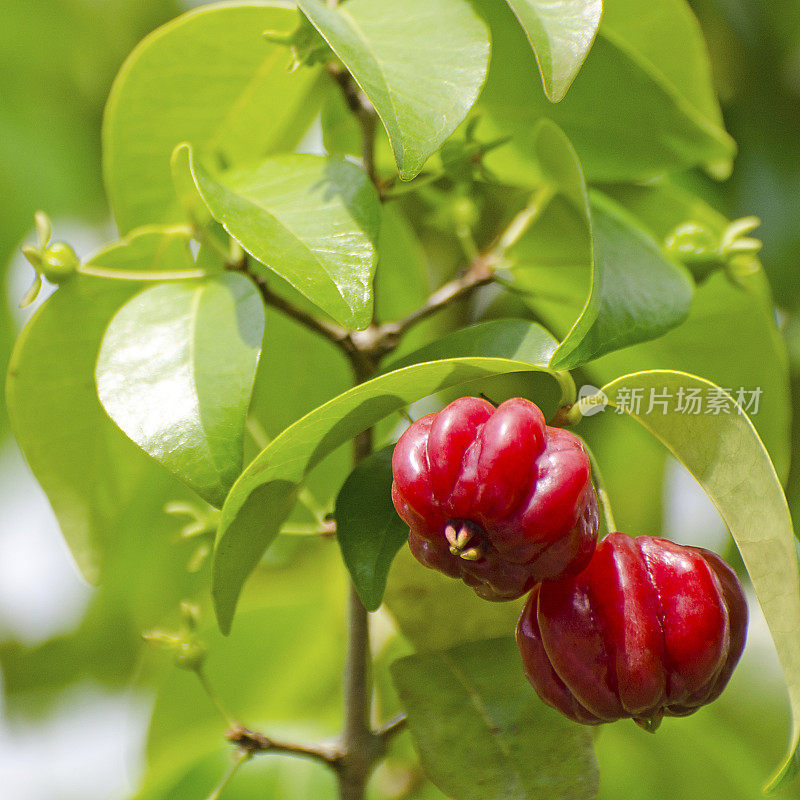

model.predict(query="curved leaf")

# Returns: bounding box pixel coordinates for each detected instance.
[213,321,560,632]
[512,122,693,369]
[392,637,599,800]
[180,145,380,330]
[96,273,264,508]
[474,0,734,182]
[7,286,176,582]
[103,2,325,232]
[509,180,790,481]
[592,370,800,791]
[335,446,407,612]
[298,0,490,180]
[505,0,602,102]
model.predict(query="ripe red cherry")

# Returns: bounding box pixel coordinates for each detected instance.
[516,533,748,729]
[391,396,598,601]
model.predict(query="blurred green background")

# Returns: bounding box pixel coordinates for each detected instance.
[1,1,799,799]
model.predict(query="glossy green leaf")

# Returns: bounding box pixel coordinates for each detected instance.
[247,298,352,532]
[512,122,693,369]
[7,285,164,582]
[96,273,264,508]
[6,226,200,581]
[180,145,380,330]
[103,2,325,232]
[213,321,560,632]
[474,0,734,182]
[298,0,490,180]
[505,0,602,102]
[335,446,407,611]
[391,637,599,800]
[592,370,800,791]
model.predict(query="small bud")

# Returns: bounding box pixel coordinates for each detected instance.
[173,639,207,671]
[41,242,79,283]
[19,213,79,307]
[664,221,716,263]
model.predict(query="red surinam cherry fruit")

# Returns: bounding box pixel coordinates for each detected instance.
[391,396,599,601]
[516,533,748,729]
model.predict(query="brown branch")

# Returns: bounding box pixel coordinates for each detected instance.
[248,272,350,349]
[377,255,495,345]
[325,63,379,186]
[226,725,338,769]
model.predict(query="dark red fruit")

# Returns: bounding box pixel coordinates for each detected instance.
[391,396,598,601]
[516,533,748,729]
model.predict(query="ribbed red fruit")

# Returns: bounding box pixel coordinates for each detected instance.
[516,533,748,728]
[391,396,599,601]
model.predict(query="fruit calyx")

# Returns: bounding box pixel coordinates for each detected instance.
[444,520,486,561]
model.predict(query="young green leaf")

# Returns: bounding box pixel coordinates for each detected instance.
[592,370,800,791]
[474,0,734,182]
[103,3,326,232]
[96,273,265,508]
[213,321,561,633]
[298,0,490,180]
[391,637,599,800]
[179,145,380,330]
[511,121,693,370]
[334,446,408,611]
[505,0,602,102]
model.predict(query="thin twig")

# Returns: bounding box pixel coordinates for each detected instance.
[366,184,556,352]
[326,65,378,161]
[206,749,252,800]
[376,713,407,744]
[196,668,236,728]
[248,272,350,350]
[226,725,339,769]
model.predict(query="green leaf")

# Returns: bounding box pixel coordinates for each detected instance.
[180,145,381,330]
[103,2,326,232]
[474,0,734,182]
[138,538,346,799]
[587,182,791,481]
[600,0,727,141]
[391,637,599,800]
[96,273,264,508]
[213,320,560,633]
[512,122,693,369]
[505,0,602,102]
[593,370,800,791]
[84,224,195,271]
[385,548,524,652]
[6,280,170,582]
[550,195,693,369]
[298,0,490,180]
[374,204,432,322]
[335,446,408,612]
